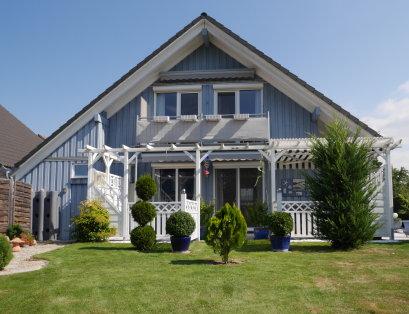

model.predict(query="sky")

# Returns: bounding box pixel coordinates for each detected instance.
[1,0,409,167]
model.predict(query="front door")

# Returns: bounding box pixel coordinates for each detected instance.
[215,167,263,225]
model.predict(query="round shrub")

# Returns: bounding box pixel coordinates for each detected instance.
[135,175,157,201]
[130,226,156,251]
[205,203,247,263]
[131,201,156,226]
[6,224,23,239]
[267,212,293,236]
[166,211,195,237]
[0,234,12,270]
[72,199,116,242]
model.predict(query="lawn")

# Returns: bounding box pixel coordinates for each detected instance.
[0,241,408,313]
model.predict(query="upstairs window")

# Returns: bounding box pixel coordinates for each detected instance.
[72,164,88,178]
[217,92,235,115]
[214,83,262,116]
[180,93,198,115]
[154,85,202,117]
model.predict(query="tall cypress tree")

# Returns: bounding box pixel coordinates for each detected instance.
[306,120,380,249]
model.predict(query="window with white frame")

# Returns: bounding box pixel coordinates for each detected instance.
[153,166,195,202]
[154,85,201,117]
[214,83,262,116]
[72,163,88,178]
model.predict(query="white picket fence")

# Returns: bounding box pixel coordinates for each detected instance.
[281,201,315,238]
[129,191,200,241]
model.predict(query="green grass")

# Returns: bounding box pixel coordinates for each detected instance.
[0,241,408,313]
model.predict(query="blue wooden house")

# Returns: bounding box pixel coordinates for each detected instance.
[13,13,398,241]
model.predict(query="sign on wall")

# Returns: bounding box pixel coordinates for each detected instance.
[281,178,307,197]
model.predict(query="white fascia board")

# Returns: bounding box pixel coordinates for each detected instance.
[213,82,263,90]
[206,22,373,137]
[14,20,205,180]
[153,84,202,93]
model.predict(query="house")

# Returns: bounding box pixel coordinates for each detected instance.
[13,13,398,241]
[0,104,43,177]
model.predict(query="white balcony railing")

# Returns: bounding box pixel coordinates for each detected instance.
[136,113,270,144]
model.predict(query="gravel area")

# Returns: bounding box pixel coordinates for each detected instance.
[0,243,64,276]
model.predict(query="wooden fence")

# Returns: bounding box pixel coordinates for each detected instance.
[0,178,32,233]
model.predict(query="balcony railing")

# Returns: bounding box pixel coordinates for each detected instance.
[136,113,270,144]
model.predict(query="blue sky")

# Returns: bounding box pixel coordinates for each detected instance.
[1,1,409,166]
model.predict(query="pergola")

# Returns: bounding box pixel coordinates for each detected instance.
[81,136,400,239]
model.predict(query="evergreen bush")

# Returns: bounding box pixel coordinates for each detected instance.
[6,224,23,240]
[0,234,12,270]
[166,211,195,237]
[205,203,247,263]
[305,120,380,249]
[267,212,293,236]
[135,175,157,201]
[130,226,156,251]
[131,201,156,226]
[72,200,116,242]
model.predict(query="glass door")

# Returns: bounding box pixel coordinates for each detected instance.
[215,169,237,209]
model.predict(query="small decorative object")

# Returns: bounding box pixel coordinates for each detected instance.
[202,157,211,177]
[166,211,196,252]
[11,237,24,252]
[233,113,249,120]
[180,115,197,122]
[205,114,221,122]
[267,212,293,252]
[153,115,170,123]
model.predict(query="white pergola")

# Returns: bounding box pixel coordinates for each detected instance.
[81,137,400,239]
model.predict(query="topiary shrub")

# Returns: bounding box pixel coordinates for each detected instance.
[305,120,380,249]
[267,212,293,236]
[72,199,116,242]
[205,203,247,263]
[131,201,156,226]
[6,224,23,240]
[166,211,196,237]
[0,234,12,270]
[130,226,156,251]
[135,175,157,201]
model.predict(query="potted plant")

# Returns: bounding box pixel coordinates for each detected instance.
[248,202,269,239]
[267,211,293,252]
[166,211,196,252]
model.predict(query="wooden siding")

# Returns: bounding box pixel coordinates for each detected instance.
[170,43,245,71]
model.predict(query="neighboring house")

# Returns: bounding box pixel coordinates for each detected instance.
[0,104,43,177]
[13,13,398,241]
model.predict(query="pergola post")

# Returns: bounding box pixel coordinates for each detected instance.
[87,152,95,199]
[270,152,276,212]
[384,149,394,240]
[122,148,130,240]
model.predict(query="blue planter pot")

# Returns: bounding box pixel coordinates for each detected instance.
[270,235,291,252]
[254,227,269,240]
[170,236,191,252]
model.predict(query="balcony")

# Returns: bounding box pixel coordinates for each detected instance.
[136,113,270,144]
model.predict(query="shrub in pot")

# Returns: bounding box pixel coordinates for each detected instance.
[267,212,293,252]
[72,199,116,242]
[247,202,269,239]
[205,203,247,263]
[130,175,157,251]
[0,234,12,270]
[166,211,196,252]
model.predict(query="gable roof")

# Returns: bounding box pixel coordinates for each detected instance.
[14,13,379,178]
[0,105,43,167]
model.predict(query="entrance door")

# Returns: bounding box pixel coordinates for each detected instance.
[215,169,237,209]
[215,167,263,226]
